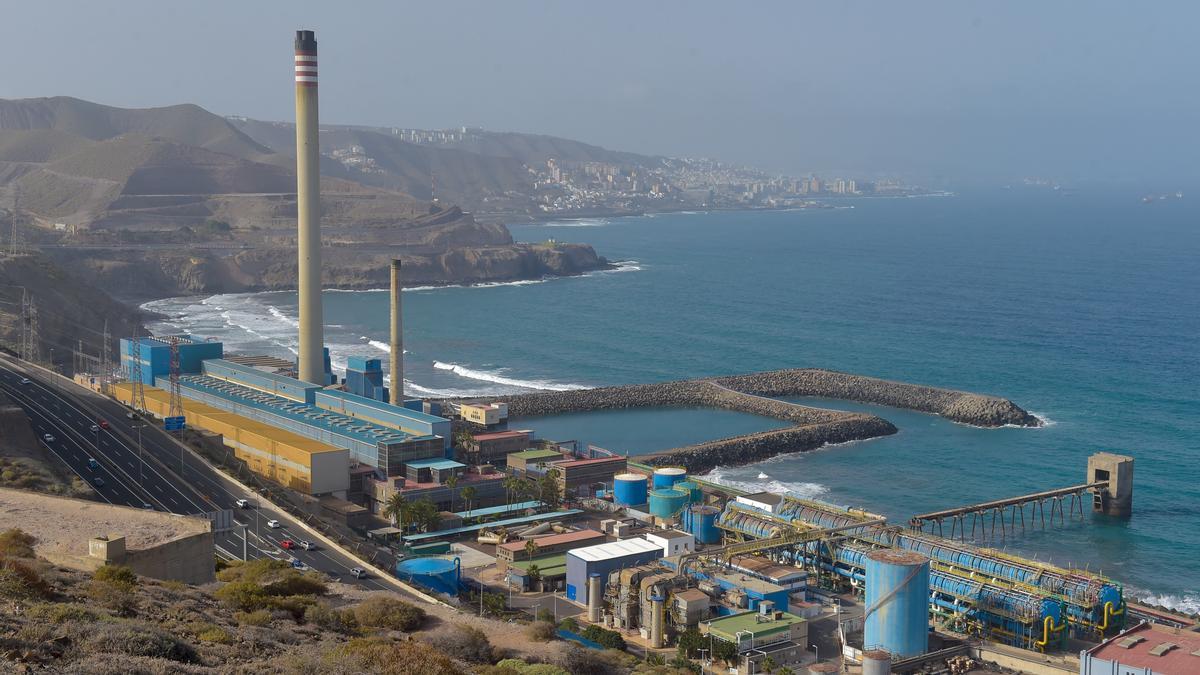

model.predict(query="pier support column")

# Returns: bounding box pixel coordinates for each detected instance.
[1088,452,1134,517]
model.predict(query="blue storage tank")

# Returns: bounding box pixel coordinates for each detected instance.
[648,488,689,519]
[395,556,462,596]
[687,505,721,544]
[864,549,930,659]
[652,467,687,489]
[614,473,649,506]
[675,480,703,504]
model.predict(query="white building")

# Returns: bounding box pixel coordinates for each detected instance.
[736,492,784,514]
[644,529,695,557]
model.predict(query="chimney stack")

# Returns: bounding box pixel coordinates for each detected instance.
[390,259,403,404]
[294,29,324,384]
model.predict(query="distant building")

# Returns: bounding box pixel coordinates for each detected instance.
[459,402,508,427]
[468,429,534,465]
[644,529,695,557]
[736,491,784,514]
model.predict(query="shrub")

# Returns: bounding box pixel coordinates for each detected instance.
[94,565,138,587]
[494,660,569,675]
[215,580,268,611]
[196,624,233,644]
[535,607,555,623]
[352,595,427,632]
[557,616,579,633]
[305,602,360,635]
[527,620,557,642]
[85,623,198,663]
[422,623,494,664]
[0,558,52,600]
[555,645,633,675]
[0,529,37,558]
[27,602,97,624]
[234,609,272,626]
[580,624,627,650]
[327,637,465,675]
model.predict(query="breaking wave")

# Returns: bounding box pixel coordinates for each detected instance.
[433,361,589,392]
[704,466,829,500]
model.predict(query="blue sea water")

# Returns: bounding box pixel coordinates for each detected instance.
[146,188,1200,611]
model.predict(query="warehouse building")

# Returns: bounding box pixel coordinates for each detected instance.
[112,383,349,495]
[566,537,663,605]
[468,429,534,465]
[121,336,224,385]
[508,447,567,474]
[554,455,627,496]
[1081,621,1200,675]
[701,606,808,672]
[496,528,606,563]
[736,492,785,514]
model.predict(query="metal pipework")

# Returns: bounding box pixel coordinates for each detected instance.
[389,258,403,403]
[294,29,324,384]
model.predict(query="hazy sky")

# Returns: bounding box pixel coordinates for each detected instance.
[3,1,1197,183]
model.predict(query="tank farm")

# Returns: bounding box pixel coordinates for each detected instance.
[634,458,1130,654]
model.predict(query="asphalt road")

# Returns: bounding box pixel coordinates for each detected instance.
[0,356,395,591]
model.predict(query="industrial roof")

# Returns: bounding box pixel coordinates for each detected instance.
[1087,622,1200,674]
[567,537,662,563]
[645,529,694,540]
[473,430,531,441]
[739,492,785,506]
[509,448,564,461]
[402,509,583,544]
[705,610,805,642]
[508,553,568,578]
[453,500,541,519]
[497,528,606,553]
[176,374,434,449]
[405,458,465,471]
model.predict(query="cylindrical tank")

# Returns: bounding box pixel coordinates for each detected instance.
[613,473,649,506]
[395,556,462,596]
[652,467,687,489]
[588,573,603,623]
[807,663,839,675]
[688,505,721,544]
[862,649,892,675]
[648,488,689,519]
[674,480,703,504]
[864,549,930,659]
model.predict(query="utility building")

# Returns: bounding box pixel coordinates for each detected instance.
[565,538,662,605]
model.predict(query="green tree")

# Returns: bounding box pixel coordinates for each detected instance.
[761,655,777,673]
[527,564,542,592]
[538,468,562,509]
[711,638,737,665]
[524,538,540,562]
[675,627,704,658]
[383,492,407,532]
[445,475,459,512]
[502,475,520,506]
[455,429,480,466]
[408,498,441,532]
[461,485,478,518]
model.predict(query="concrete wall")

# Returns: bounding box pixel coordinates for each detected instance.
[126,531,216,584]
[309,445,351,495]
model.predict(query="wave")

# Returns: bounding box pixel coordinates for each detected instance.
[704,466,829,500]
[433,361,589,392]
[267,305,299,328]
[1128,589,1200,615]
[539,218,611,228]
[1029,411,1057,427]
[366,339,391,353]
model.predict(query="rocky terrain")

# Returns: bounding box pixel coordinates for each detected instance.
[491,369,1038,472]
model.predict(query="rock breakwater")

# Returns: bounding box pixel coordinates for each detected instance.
[481,369,1038,473]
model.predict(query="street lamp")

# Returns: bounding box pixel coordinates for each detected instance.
[810,643,819,663]
[132,423,147,501]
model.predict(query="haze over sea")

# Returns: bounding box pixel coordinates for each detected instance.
[147,188,1200,611]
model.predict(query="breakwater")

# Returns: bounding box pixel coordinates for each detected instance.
[464,369,1037,473]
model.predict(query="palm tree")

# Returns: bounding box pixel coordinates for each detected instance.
[445,474,458,512]
[502,475,519,507]
[761,655,777,674]
[527,564,542,592]
[383,492,407,532]
[453,429,478,465]
[461,485,477,519]
[524,538,539,562]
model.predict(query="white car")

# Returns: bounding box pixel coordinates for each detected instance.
[266,519,281,529]
[20,378,31,385]
[298,540,314,551]
[235,499,251,509]
[90,424,100,432]
[42,433,55,443]
[350,567,368,579]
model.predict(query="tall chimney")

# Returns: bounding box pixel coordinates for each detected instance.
[294,29,325,384]
[390,259,404,404]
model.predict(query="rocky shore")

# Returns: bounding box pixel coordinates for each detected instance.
[491,369,1038,473]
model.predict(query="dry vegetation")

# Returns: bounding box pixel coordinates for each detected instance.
[0,528,698,674]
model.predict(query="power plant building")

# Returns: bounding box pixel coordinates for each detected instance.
[120,337,223,385]
[565,537,663,605]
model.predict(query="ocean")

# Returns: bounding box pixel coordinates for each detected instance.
[146,187,1200,611]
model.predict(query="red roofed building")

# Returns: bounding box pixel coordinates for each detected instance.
[495,528,607,563]
[1081,621,1200,675]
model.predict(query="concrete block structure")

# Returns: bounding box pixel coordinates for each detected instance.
[644,529,696,557]
[112,383,349,495]
[508,447,566,474]
[554,455,627,497]
[736,491,785,514]
[460,402,507,427]
[344,356,386,401]
[468,429,534,465]
[701,607,808,655]
[1088,452,1134,516]
[0,488,215,584]
[566,537,662,605]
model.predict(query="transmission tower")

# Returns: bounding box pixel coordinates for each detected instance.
[25,297,39,363]
[129,332,147,413]
[9,186,18,256]
[100,320,110,395]
[167,335,184,424]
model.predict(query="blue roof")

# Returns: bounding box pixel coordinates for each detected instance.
[176,374,438,449]
[405,458,464,471]
[402,509,584,543]
[204,359,319,394]
[452,500,542,519]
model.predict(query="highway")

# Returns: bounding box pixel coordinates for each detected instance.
[0,356,397,592]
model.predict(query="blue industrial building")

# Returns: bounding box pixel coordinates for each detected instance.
[345,356,386,401]
[313,389,451,454]
[120,336,224,385]
[566,538,663,605]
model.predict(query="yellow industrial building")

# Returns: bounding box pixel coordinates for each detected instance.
[111,383,349,495]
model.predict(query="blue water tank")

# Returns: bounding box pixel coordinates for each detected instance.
[613,473,649,506]
[395,556,462,596]
[652,467,687,489]
[648,488,689,519]
[864,549,930,659]
[688,505,721,544]
[675,480,703,504]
